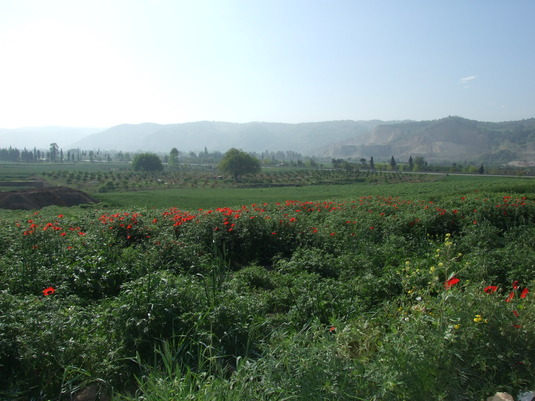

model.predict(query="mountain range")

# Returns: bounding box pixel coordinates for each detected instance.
[71,120,382,156]
[1,116,535,164]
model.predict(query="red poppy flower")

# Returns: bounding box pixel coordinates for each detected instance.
[520,288,529,299]
[444,277,460,290]
[43,287,55,296]
[512,281,519,289]
[506,291,515,303]
[484,285,498,294]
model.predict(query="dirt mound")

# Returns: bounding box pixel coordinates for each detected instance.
[0,186,97,210]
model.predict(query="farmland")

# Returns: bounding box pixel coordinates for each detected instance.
[0,165,534,400]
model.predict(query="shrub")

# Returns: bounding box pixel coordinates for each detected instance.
[131,153,164,172]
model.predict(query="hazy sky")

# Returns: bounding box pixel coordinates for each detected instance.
[1,0,534,128]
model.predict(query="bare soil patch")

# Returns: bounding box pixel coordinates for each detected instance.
[0,186,97,210]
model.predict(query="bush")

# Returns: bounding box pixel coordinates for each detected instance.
[131,153,164,172]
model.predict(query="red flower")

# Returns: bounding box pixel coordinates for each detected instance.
[444,277,460,290]
[506,291,515,303]
[520,288,529,299]
[484,285,498,294]
[43,287,55,296]
[512,280,519,289]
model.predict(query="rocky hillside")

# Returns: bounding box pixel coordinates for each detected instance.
[324,117,535,165]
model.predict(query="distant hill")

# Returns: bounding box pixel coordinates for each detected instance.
[0,127,103,149]
[2,117,535,165]
[72,120,382,154]
[323,116,535,165]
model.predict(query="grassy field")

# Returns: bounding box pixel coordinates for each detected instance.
[1,166,534,400]
[93,174,535,209]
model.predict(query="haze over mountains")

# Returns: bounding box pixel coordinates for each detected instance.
[1,116,535,165]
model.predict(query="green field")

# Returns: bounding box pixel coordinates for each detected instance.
[1,169,534,400]
[94,174,535,209]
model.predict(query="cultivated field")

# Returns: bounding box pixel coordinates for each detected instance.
[0,165,534,400]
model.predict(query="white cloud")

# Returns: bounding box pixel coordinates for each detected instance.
[461,75,478,86]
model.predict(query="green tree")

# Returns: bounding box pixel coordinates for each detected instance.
[389,156,397,170]
[49,143,58,162]
[218,148,261,181]
[169,148,179,166]
[307,158,318,168]
[132,153,164,172]
[414,156,426,171]
[408,155,414,171]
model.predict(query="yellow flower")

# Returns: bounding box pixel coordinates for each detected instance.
[454,324,461,330]
[473,314,487,323]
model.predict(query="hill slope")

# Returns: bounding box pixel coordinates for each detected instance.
[73,120,382,154]
[324,116,535,164]
[2,117,535,165]
[0,127,103,149]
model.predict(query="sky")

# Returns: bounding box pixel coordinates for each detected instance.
[0,0,534,129]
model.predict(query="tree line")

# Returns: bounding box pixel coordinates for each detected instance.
[0,144,116,163]
[2,143,531,177]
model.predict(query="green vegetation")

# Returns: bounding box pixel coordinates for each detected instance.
[131,153,164,172]
[218,148,261,181]
[0,172,534,400]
